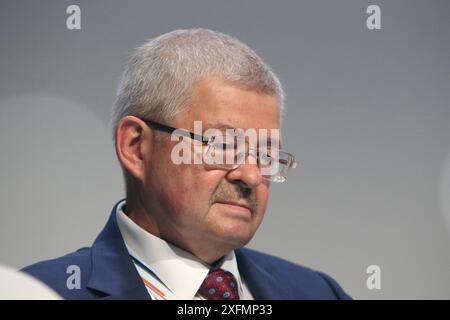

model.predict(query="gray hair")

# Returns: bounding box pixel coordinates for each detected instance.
[111,28,285,140]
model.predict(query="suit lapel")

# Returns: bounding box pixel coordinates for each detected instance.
[87,200,150,300]
[235,249,311,300]
[87,201,311,300]
[235,249,285,299]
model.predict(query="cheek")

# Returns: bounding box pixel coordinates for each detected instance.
[176,171,223,214]
[255,186,270,219]
[154,162,224,220]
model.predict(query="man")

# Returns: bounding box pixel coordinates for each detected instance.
[22,29,351,300]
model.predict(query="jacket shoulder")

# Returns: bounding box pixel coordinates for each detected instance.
[21,247,98,299]
[238,248,352,299]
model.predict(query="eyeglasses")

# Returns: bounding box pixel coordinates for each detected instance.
[139,118,297,183]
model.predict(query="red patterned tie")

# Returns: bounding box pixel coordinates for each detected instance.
[198,269,240,300]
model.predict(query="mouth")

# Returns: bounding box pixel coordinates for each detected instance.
[214,200,253,215]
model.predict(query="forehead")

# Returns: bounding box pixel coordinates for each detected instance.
[174,77,281,131]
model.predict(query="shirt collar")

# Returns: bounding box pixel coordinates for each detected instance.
[115,200,244,299]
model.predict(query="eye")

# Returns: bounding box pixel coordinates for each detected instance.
[213,142,235,151]
[258,152,273,166]
[210,135,237,149]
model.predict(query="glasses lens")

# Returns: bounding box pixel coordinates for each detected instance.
[204,135,239,167]
[259,151,297,182]
[204,136,296,183]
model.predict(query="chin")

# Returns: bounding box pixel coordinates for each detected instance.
[211,226,255,249]
[204,207,261,248]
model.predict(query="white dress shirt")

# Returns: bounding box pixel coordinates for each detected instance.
[115,200,254,300]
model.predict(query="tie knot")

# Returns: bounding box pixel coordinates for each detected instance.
[198,269,240,300]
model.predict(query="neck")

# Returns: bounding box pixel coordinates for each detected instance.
[123,199,233,265]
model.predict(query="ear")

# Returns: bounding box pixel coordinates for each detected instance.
[115,116,153,183]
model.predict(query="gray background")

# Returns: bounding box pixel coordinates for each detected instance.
[1,0,449,299]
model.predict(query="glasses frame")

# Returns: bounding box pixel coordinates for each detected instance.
[139,117,297,182]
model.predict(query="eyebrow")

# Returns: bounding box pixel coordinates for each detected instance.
[206,122,281,131]
[205,122,237,130]
[203,122,283,150]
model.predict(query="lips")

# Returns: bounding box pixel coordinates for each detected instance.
[214,200,252,214]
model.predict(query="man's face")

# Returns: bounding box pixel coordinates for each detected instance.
[143,77,280,260]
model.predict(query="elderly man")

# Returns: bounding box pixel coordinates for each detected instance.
[22,29,351,300]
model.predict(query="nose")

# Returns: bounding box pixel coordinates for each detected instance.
[225,162,263,189]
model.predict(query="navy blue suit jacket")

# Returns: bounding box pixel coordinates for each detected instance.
[22,201,351,300]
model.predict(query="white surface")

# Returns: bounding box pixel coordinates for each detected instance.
[0,264,61,300]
